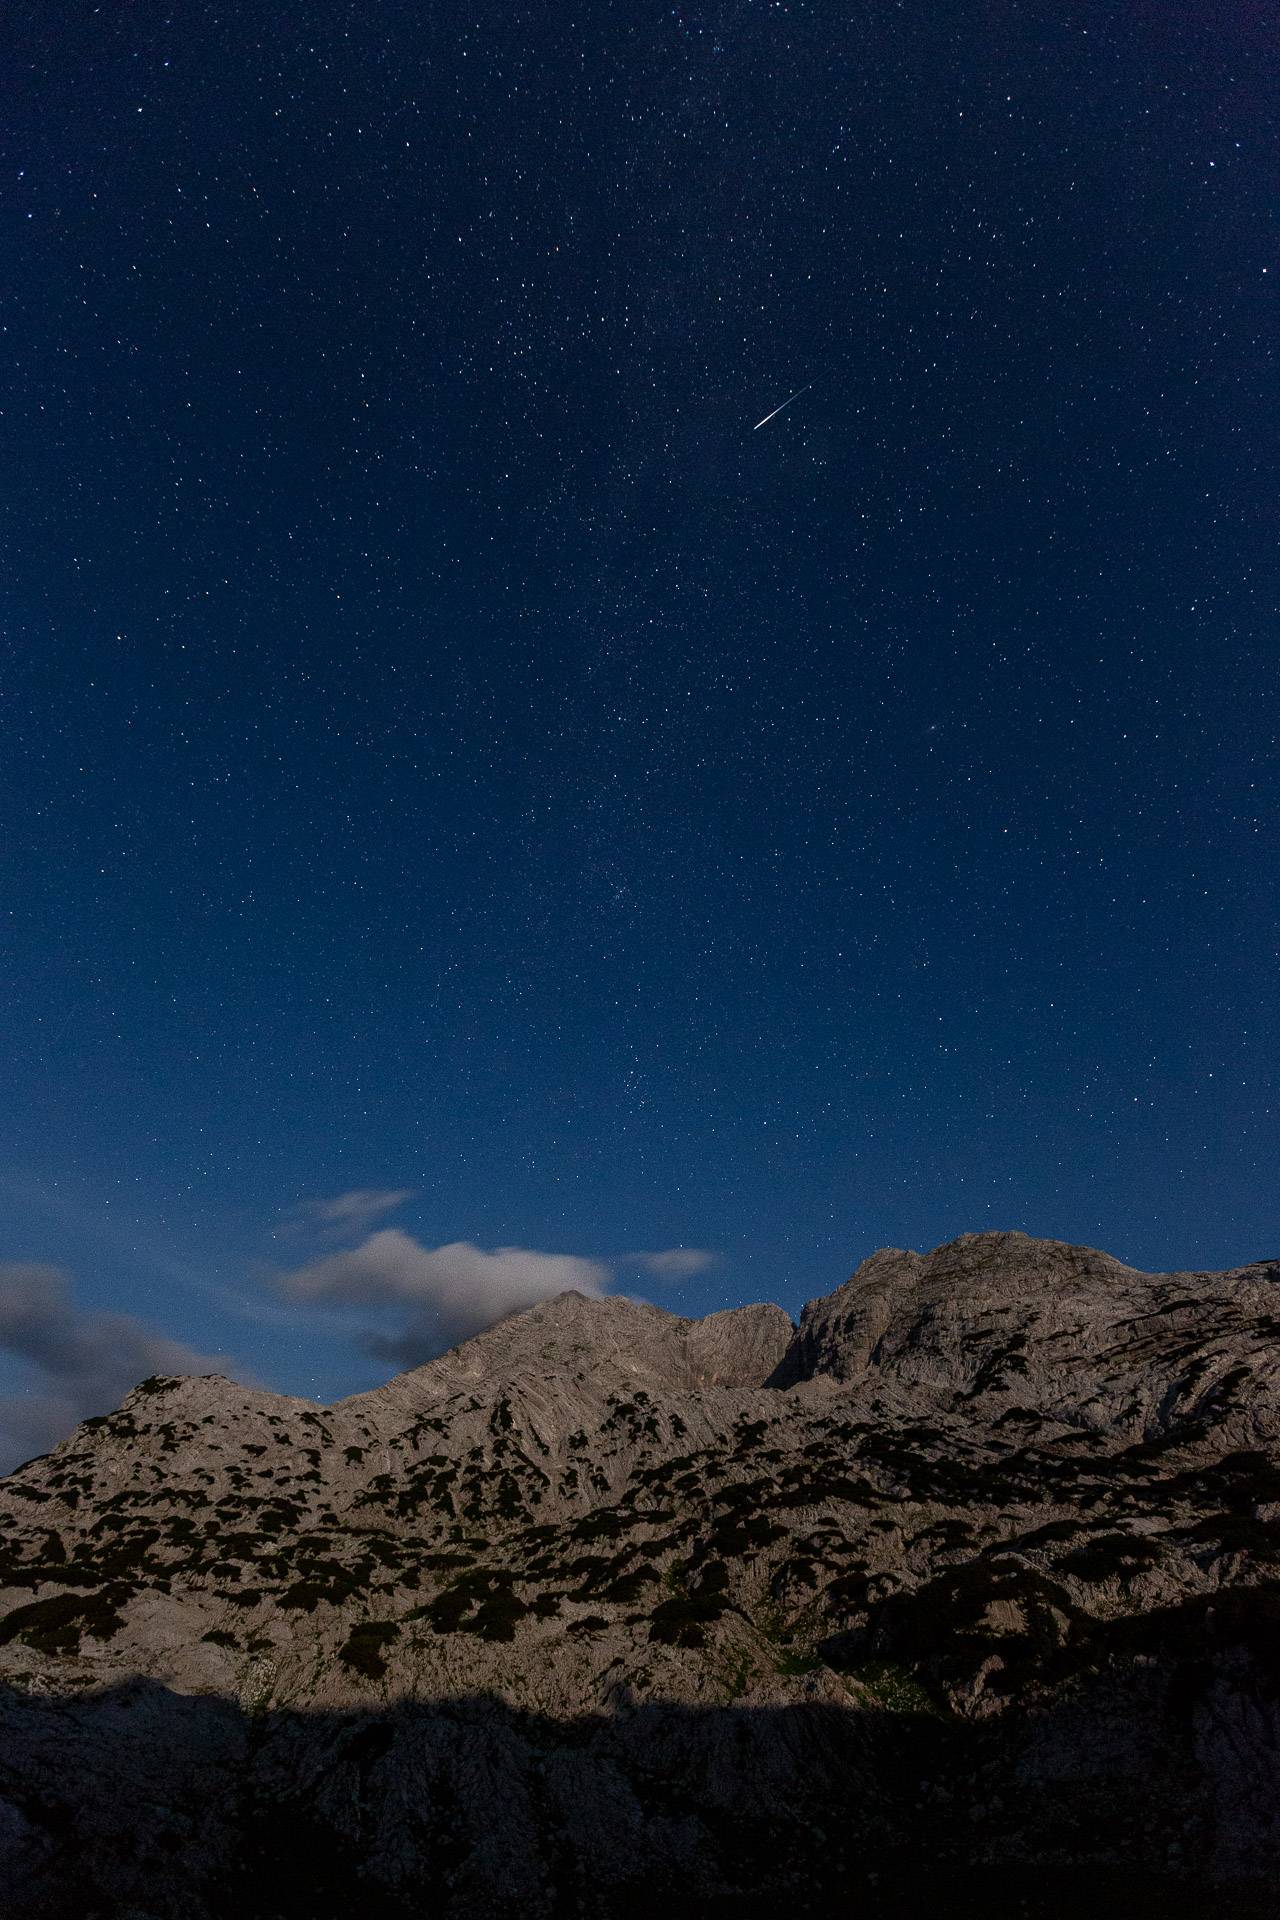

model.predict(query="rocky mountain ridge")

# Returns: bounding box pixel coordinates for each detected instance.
[3,1229,1280,1917]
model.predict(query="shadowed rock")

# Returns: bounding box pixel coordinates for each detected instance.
[2,1669,1277,1919]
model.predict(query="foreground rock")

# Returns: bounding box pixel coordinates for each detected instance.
[2,1231,1280,1917]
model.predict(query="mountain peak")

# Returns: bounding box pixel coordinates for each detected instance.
[334,1288,794,1422]
[4,1232,1280,1912]
[775,1230,1278,1418]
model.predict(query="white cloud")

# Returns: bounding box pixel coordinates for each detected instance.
[0,1262,241,1473]
[275,1230,612,1361]
[282,1187,415,1236]
[621,1248,720,1283]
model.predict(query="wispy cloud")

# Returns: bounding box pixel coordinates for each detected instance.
[620,1248,720,1283]
[275,1230,612,1364]
[280,1188,415,1238]
[0,1262,246,1473]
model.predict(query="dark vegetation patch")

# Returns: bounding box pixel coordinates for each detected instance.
[338,1619,400,1681]
[0,1553,101,1592]
[413,1569,528,1641]
[596,1562,659,1604]
[1178,1512,1280,1557]
[0,1585,132,1654]
[563,1549,660,1605]
[863,1560,1085,1697]
[569,1507,636,1543]
[1019,1520,1084,1550]
[774,1465,876,1509]
[774,1646,822,1675]
[650,1562,730,1648]
[1060,1533,1164,1583]
[1165,1451,1280,1509]
[490,1397,514,1435]
[915,1520,976,1550]
[822,1566,875,1615]
[704,1510,785,1558]
[775,1553,820,1593]
[843,1657,936,1713]
[278,1581,331,1612]
[254,1502,303,1533]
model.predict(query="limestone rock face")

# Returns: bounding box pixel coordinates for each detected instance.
[682,1301,795,1387]
[2,1231,1280,1918]
[778,1230,1280,1446]
[360,1290,795,1414]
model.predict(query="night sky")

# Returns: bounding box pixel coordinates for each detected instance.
[1,2,1276,1450]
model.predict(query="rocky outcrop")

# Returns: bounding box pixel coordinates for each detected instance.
[775,1230,1280,1445]
[1,1231,1279,1916]
[682,1300,794,1386]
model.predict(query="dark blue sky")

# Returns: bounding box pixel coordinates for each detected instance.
[1,1,1276,1429]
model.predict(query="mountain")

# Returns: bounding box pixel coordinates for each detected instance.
[3,1231,1280,1918]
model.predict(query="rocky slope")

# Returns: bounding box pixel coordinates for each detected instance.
[3,1231,1280,1917]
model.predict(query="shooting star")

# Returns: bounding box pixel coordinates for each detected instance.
[752,384,811,431]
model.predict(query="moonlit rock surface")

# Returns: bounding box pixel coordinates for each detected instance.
[4,1232,1280,1917]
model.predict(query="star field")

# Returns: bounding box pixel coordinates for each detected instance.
[0,1,1275,1420]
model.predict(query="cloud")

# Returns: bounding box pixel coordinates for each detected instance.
[0,1262,240,1473]
[275,1230,612,1364]
[621,1248,720,1284]
[282,1188,414,1237]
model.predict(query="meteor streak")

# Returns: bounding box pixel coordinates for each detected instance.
[752,384,811,430]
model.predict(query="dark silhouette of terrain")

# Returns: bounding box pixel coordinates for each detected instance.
[1,1665,1277,1920]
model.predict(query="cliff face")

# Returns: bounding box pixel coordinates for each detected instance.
[3,1232,1280,1918]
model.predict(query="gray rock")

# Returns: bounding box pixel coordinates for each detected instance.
[2,1230,1279,1916]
